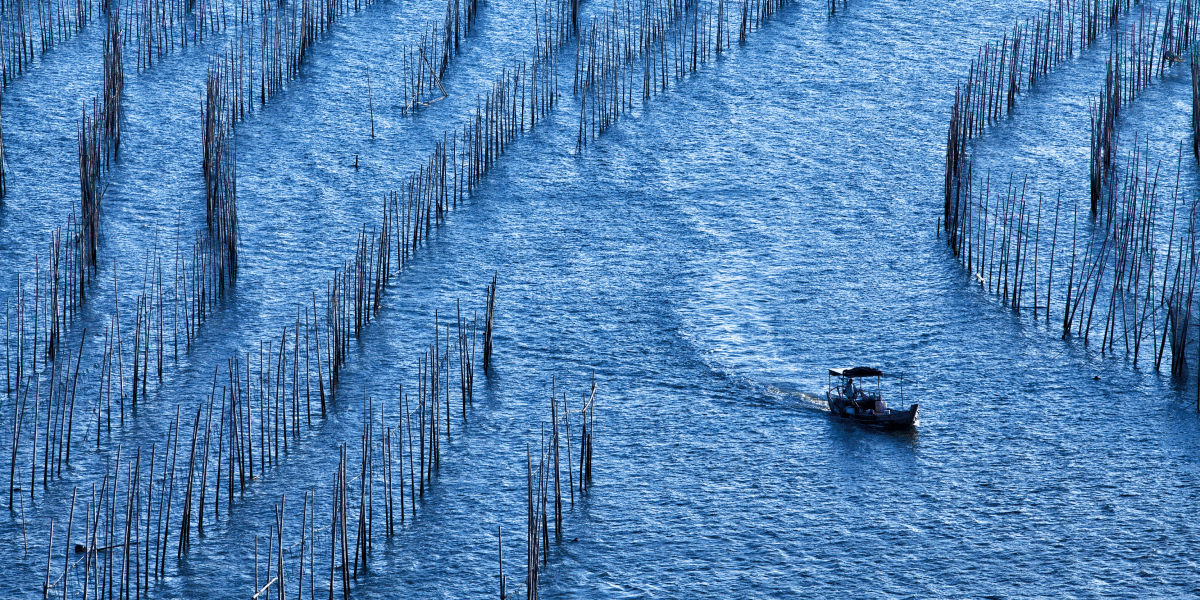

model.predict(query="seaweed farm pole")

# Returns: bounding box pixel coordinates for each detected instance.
[1032,194,1041,319]
[179,405,202,558]
[328,459,339,599]
[43,519,53,599]
[498,525,506,599]
[525,445,537,600]
[65,328,85,468]
[0,102,6,200]
[5,299,10,394]
[63,488,75,600]
[1194,44,1200,160]
[114,261,125,401]
[564,391,573,506]
[418,359,425,497]
[1046,192,1061,325]
[1062,203,1078,339]
[552,389,561,538]
[10,379,26,509]
[340,444,350,598]
[585,373,595,484]
[367,67,375,139]
[313,292,326,416]
[31,377,38,501]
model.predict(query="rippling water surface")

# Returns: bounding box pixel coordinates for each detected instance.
[2,0,1200,596]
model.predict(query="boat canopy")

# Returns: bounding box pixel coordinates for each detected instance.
[828,367,883,378]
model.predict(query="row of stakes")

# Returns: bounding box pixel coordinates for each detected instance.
[6,0,387,386]
[572,0,793,148]
[28,290,528,600]
[943,0,1200,378]
[37,315,592,600]
[1089,0,1200,215]
[19,272,501,595]
[0,0,98,88]
[945,148,1200,377]
[945,0,1144,223]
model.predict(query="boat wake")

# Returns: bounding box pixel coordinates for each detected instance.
[766,385,830,412]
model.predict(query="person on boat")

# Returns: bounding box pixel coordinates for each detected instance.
[844,377,855,400]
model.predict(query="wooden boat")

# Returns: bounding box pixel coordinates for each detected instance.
[825,367,918,429]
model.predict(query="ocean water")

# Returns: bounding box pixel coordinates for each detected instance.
[2,0,1200,597]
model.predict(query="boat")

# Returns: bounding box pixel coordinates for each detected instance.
[825,367,918,429]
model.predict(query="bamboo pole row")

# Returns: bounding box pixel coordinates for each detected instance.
[940,0,1200,379]
[201,61,239,296]
[172,0,393,358]
[78,101,103,288]
[0,217,127,398]
[299,0,580,402]
[0,0,105,195]
[36,450,172,600]
[0,0,329,407]
[4,248,72,394]
[736,0,786,42]
[942,139,1198,373]
[570,0,793,149]
[52,14,121,357]
[940,0,1200,372]
[5,57,526,480]
[0,0,99,86]
[1090,1,1199,215]
[116,0,420,81]
[126,0,325,74]
[2,209,249,419]
[5,266,484,508]
[6,326,86,509]
[192,0,378,142]
[125,0,226,71]
[76,13,123,265]
[398,0,579,116]
[104,0,581,395]
[246,379,490,600]
[2,220,232,417]
[362,34,568,277]
[945,0,1148,244]
[573,0,725,147]
[30,296,484,599]
[1,0,242,410]
[1,11,121,317]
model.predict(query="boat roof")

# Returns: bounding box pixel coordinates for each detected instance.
[828,367,883,378]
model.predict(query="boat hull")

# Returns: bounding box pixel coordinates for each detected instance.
[827,399,919,430]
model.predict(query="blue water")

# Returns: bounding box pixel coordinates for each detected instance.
[3,0,1200,597]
